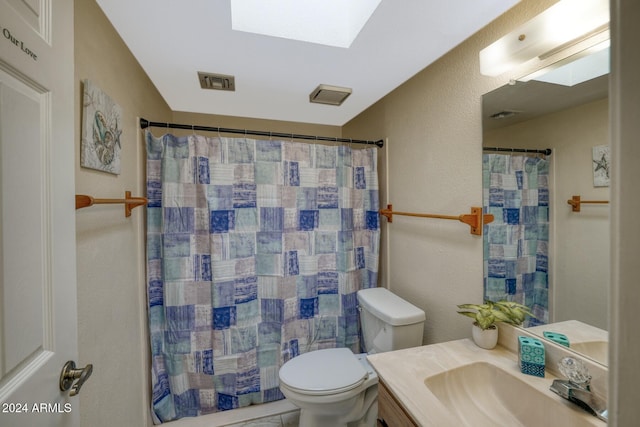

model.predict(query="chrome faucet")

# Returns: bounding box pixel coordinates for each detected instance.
[549,357,608,422]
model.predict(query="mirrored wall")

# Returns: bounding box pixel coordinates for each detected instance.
[482,47,610,365]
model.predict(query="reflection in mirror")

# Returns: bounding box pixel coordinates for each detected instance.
[482,47,609,365]
[528,320,608,365]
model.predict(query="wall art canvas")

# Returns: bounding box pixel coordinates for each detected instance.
[592,144,610,187]
[81,79,122,174]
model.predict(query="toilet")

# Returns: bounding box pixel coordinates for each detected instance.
[278,287,426,427]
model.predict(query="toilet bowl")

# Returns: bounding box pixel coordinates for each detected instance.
[278,287,425,427]
[279,349,379,427]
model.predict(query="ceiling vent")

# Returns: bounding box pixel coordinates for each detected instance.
[490,110,520,119]
[309,84,352,106]
[198,72,235,91]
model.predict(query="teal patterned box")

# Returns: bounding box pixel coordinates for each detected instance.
[543,331,570,348]
[518,336,545,377]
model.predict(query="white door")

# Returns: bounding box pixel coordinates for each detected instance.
[0,1,79,427]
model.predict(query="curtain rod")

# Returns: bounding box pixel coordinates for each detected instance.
[483,146,552,155]
[140,118,384,148]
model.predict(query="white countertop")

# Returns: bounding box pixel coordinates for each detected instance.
[367,338,607,427]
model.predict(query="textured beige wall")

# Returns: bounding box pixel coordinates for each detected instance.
[343,0,558,345]
[484,98,610,330]
[74,1,171,426]
[171,111,341,139]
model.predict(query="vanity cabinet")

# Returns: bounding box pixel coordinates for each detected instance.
[377,380,418,427]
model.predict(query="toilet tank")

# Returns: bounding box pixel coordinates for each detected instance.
[357,287,425,354]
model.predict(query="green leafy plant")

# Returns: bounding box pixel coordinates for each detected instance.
[457,300,534,330]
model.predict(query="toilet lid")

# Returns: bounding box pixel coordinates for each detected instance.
[279,348,368,396]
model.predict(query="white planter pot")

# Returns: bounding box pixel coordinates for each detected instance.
[472,323,498,349]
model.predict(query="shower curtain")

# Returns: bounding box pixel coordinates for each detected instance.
[146,131,380,423]
[482,153,549,327]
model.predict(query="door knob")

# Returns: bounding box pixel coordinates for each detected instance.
[60,360,93,396]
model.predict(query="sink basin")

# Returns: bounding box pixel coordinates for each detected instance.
[424,361,602,427]
[570,341,608,365]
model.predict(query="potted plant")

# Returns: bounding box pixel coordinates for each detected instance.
[457,300,533,349]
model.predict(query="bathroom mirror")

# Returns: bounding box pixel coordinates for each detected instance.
[481,46,610,366]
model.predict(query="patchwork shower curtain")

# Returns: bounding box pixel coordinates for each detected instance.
[482,154,549,327]
[146,131,380,422]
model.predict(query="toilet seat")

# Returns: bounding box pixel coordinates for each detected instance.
[279,348,368,396]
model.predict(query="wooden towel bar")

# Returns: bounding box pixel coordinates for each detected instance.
[567,195,609,212]
[75,191,147,217]
[379,204,494,235]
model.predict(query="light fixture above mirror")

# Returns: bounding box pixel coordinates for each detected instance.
[479,0,609,77]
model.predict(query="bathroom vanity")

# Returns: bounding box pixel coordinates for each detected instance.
[368,325,607,426]
[377,380,417,426]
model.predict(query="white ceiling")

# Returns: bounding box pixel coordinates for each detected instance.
[96,0,520,126]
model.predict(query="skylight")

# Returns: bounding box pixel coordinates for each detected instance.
[230,0,382,48]
[533,44,610,87]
